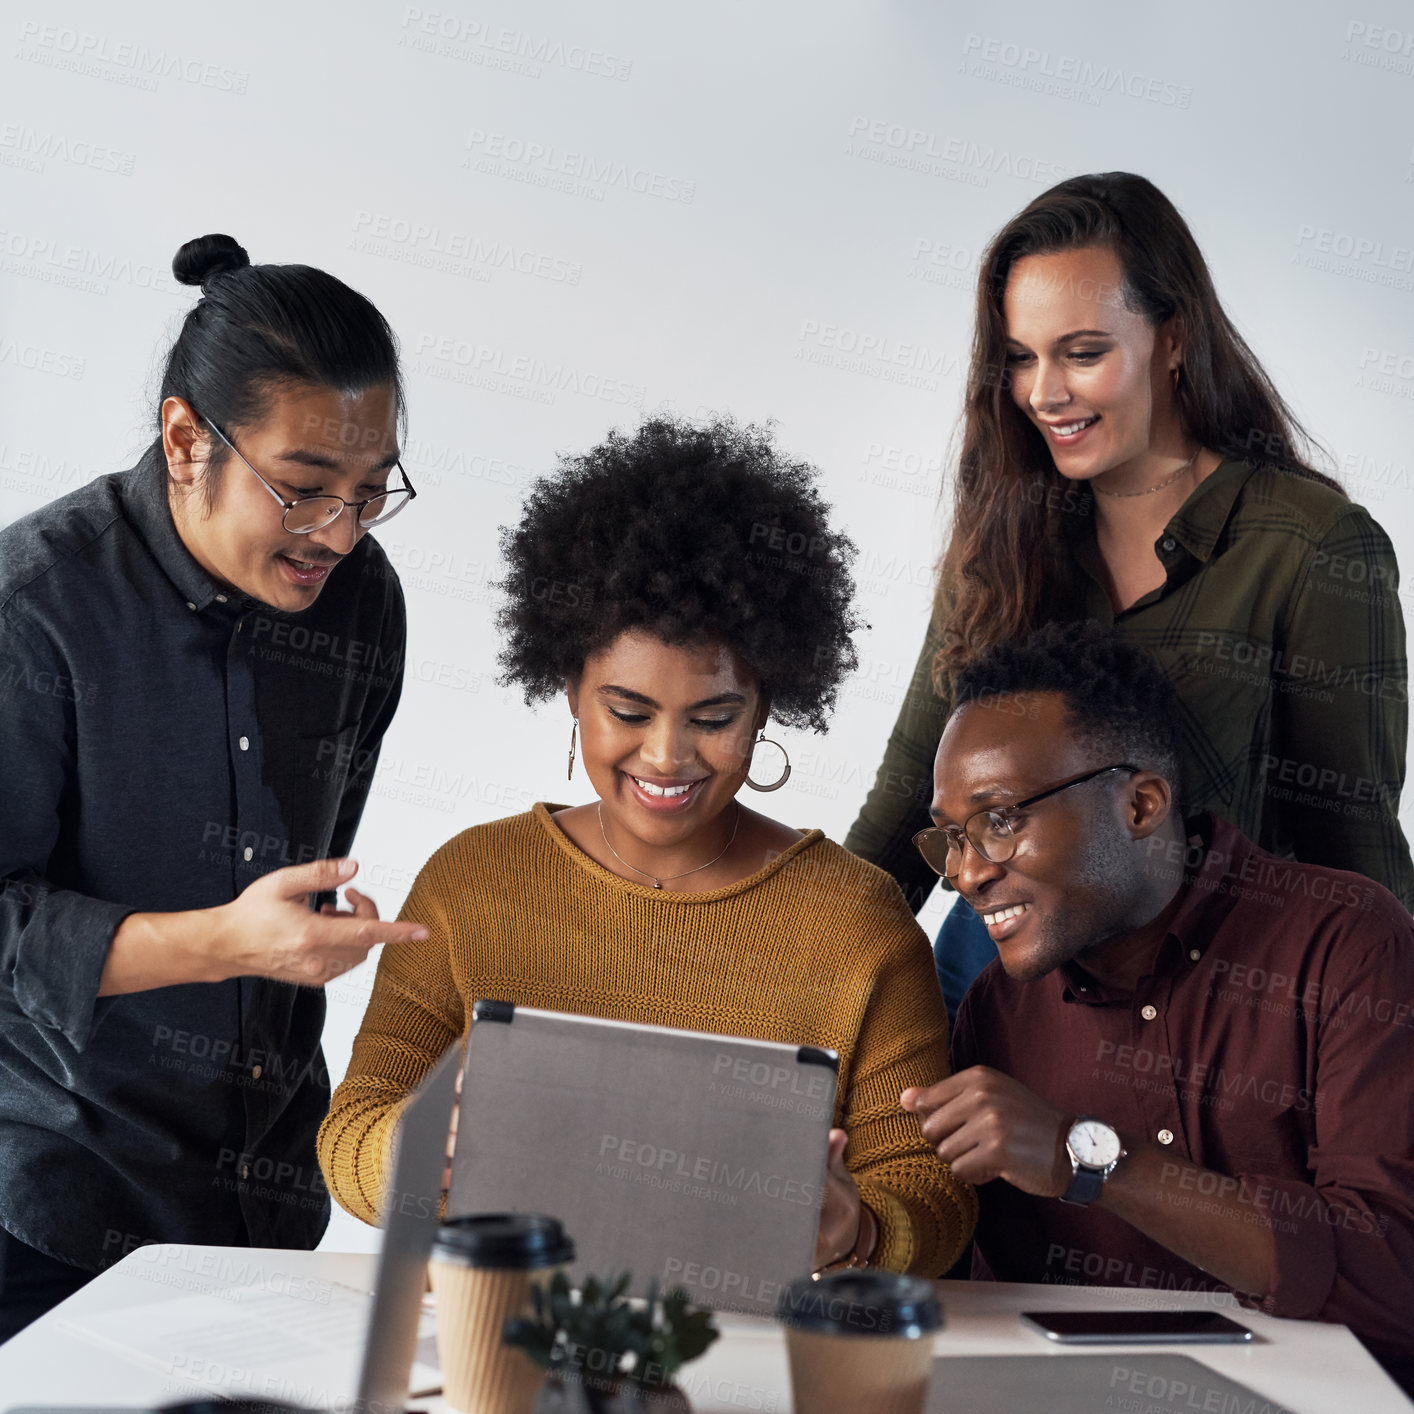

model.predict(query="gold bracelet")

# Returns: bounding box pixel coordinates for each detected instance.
[813,1204,878,1278]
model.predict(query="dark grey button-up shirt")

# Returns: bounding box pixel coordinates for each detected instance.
[0,452,405,1270]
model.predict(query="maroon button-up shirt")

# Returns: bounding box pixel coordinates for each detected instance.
[951,814,1414,1384]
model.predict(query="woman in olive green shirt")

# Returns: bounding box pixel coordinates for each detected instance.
[847,172,1411,1015]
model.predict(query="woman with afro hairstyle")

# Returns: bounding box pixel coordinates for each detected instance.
[319,415,977,1279]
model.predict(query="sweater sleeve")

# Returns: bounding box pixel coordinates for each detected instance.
[842,597,952,913]
[317,847,465,1224]
[841,890,978,1275]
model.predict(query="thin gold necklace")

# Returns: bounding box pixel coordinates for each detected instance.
[1094,449,1199,499]
[597,801,740,889]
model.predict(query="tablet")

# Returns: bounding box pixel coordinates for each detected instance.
[925,1355,1284,1414]
[447,1002,839,1315]
[1020,1309,1254,1344]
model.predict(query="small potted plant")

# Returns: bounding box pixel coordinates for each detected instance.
[503,1270,719,1413]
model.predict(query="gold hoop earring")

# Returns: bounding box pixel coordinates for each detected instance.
[567,717,578,780]
[745,731,791,792]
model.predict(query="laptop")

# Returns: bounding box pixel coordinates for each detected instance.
[447,1001,839,1316]
[925,1354,1294,1414]
[18,1041,462,1414]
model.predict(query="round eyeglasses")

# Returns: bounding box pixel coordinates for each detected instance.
[203,417,417,533]
[913,763,1139,878]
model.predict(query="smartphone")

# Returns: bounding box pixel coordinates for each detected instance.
[1021,1309,1255,1344]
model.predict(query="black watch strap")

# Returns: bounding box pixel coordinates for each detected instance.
[1060,1165,1106,1206]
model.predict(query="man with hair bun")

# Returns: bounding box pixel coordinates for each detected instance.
[0,234,421,1336]
[903,620,1414,1392]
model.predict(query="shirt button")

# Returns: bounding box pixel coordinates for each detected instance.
[238,736,250,751]
[1141,1004,1158,1020]
[1157,1129,1174,1145]
[1161,537,1176,552]
[215,593,228,603]
[185,601,197,611]
[251,1064,263,1080]
[241,1163,250,1180]
[243,846,254,861]
[1189,948,1201,962]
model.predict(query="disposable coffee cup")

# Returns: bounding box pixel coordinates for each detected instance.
[429,1212,575,1414]
[777,1270,943,1414]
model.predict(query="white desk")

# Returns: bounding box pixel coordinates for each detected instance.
[0,1246,1407,1413]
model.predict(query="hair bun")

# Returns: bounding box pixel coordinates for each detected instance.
[172,233,250,288]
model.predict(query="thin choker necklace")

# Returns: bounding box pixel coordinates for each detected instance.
[1094,449,1199,499]
[597,801,740,890]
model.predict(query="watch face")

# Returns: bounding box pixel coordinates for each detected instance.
[1069,1119,1122,1168]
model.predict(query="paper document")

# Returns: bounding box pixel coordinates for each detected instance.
[57,1278,441,1408]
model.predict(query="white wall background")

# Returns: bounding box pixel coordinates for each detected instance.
[3,1,1411,1254]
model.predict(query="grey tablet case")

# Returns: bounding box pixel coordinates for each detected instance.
[447,1002,839,1316]
[925,1355,1293,1414]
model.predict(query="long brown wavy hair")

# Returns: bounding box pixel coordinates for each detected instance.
[938,171,1340,682]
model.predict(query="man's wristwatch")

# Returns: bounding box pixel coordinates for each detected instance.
[1060,1116,1126,1206]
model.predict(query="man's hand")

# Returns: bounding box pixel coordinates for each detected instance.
[211,858,430,987]
[901,1066,1071,1197]
[814,1127,868,1270]
[905,1071,1282,1300]
[101,858,430,996]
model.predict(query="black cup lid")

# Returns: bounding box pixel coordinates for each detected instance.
[431,1212,575,1269]
[777,1270,943,1338]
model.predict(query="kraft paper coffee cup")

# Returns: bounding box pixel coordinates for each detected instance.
[777,1270,943,1414]
[429,1213,575,1414]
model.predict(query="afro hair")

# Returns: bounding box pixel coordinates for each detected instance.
[496,415,861,732]
[952,620,1183,796]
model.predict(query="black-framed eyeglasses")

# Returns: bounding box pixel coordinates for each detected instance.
[203,417,417,533]
[913,762,1140,879]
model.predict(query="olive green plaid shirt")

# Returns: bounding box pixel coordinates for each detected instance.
[844,458,1414,912]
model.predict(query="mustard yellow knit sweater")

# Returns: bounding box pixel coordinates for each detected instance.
[318,804,976,1276]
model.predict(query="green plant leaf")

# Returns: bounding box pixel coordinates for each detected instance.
[500,1270,718,1388]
